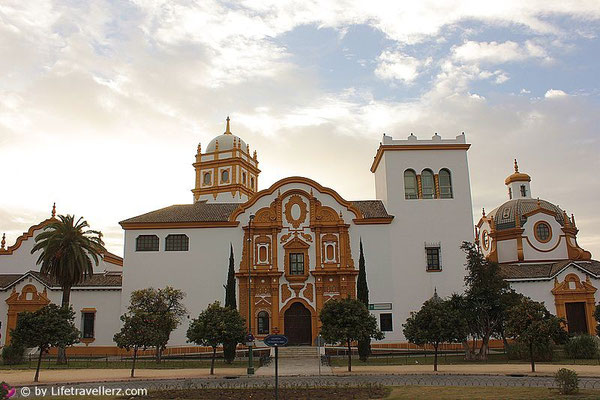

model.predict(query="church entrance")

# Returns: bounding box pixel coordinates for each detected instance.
[565,302,588,335]
[284,302,312,345]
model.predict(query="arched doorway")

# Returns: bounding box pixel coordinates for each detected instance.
[284,302,312,345]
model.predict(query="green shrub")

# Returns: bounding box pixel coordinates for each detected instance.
[506,341,554,361]
[564,334,599,359]
[1,341,25,365]
[555,368,579,394]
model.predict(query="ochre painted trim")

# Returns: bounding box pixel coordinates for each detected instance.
[352,217,394,225]
[229,176,364,221]
[0,218,55,255]
[370,144,471,173]
[524,235,563,253]
[102,252,123,267]
[552,273,597,336]
[120,221,239,230]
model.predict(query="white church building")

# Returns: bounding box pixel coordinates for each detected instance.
[0,118,598,351]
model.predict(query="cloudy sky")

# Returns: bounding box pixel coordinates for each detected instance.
[1,1,599,257]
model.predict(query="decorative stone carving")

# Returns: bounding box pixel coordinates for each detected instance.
[284,195,308,229]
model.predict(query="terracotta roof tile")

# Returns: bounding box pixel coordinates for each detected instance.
[120,202,240,224]
[500,260,600,280]
[121,200,392,224]
[0,271,122,289]
[351,200,393,219]
[0,274,22,289]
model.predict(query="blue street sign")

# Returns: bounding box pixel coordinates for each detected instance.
[263,334,288,347]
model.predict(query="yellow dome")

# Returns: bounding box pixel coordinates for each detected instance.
[505,159,531,185]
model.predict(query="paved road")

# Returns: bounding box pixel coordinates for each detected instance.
[12,373,600,397]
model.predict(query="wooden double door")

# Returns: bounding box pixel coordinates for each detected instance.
[565,302,588,335]
[284,302,312,345]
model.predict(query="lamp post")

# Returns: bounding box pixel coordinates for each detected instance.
[247,214,255,375]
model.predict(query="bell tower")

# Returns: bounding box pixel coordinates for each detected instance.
[505,159,532,199]
[192,117,260,203]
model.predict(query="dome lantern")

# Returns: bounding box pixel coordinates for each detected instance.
[505,159,532,199]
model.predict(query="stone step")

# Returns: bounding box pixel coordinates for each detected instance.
[275,346,319,358]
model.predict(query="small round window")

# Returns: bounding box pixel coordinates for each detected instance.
[534,221,552,243]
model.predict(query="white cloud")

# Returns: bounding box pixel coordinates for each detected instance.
[545,89,568,98]
[374,51,431,83]
[1,0,600,259]
[452,40,550,64]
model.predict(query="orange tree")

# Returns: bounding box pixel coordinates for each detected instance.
[187,301,246,375]
[320,297,383,372]
[505,297,568,372]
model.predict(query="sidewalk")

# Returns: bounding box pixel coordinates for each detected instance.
[3,363,599,385]
[1,367,246,385]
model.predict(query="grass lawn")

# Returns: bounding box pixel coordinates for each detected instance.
[330,352,600,367]
[0,358,257,370]
[25,386,600,400]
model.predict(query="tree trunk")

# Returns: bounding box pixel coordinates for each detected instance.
[156,346,162,363]
[434,343,439,372]
[347,339,352,372]
[35,347,43,382]
[57,285,72,365]
[131,347,138,378]
[478,335,489,361]
[529,342,535,372]
[211,347,216,375]
[462,340,474,360]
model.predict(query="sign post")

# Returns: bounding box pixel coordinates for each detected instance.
[264,334,288,400]
[316,334,324,376]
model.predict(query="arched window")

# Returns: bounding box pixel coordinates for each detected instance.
[250,177,255,189]
[404,169,418,199]
[165,234,189,251]
[242,171,247,184]
[439,169,453,199]
[257,311,269,334]
[136,235,159,251]
[520,185,527,197]
[203,172,211,186]
[421,169,435,199]
[221,169,229,183]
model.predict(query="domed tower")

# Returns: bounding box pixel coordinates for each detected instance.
[192,117,260,203]
[476,160,591,264]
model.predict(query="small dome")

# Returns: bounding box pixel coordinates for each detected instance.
[206,134,247,153]
[205,117,248,153]
[505,159,531,185]
[488,198,565,231]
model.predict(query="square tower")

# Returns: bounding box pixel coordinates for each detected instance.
[370,132,474,302]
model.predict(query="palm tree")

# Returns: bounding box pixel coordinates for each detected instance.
[32,214,106,307]
[31,214,106,362]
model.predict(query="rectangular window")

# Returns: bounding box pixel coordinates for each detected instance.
[520,185,527,197]
[136,235,159,251]
[165,234,189,251]
[426,247,441,271]
[82,312,95,339]
[380,313,393,332]
[289,253,304,275]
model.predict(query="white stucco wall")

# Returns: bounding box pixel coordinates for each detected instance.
[0,277,121,347]
[508,267,600,316]
[372,133,474,340]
